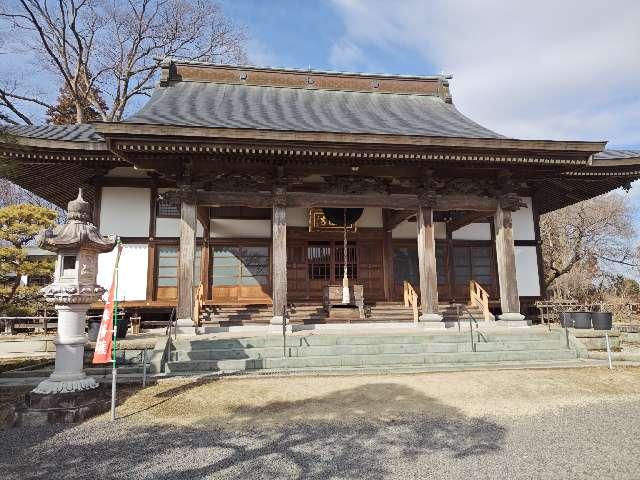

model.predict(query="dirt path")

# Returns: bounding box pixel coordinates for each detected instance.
[115,366,640,426]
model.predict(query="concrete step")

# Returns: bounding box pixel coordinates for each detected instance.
[175,332,563,350]
[170,339,567,362]
[165,349,577,373]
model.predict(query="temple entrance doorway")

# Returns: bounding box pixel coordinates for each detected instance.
[392,241,497,303]
[287,240,384,302]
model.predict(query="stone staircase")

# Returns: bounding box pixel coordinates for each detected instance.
[163,329,580,374]
[200,302,486,326]
[200,305,331,325]
[440,304,488,323]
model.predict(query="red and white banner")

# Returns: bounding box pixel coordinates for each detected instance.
[93,243,122,364]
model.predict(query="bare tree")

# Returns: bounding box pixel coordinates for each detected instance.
[0,0,246,124]
[540,192,638,296]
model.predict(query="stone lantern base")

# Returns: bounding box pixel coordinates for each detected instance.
[11,386,109,427]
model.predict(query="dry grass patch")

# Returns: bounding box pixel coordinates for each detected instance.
[112,366,640,426]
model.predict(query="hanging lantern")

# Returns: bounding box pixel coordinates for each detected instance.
[321,208,364,226]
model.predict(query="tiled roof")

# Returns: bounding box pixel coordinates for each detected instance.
[593,149,640,160]
[124,81,504,139]
[3,124,104,143]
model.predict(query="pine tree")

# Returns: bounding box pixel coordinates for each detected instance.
[46,84,108,125]
[0,204,57,314]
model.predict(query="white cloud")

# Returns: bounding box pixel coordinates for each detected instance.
[330,0,640,145]
[245,37,281,68]
[329,39,367,71]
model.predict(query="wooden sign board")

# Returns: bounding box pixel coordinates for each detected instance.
[308,208,357,232]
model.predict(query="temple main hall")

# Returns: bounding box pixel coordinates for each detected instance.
[3,59,640,329]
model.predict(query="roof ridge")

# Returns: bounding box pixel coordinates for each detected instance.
[161,78,446,98]
[159,56,452,81]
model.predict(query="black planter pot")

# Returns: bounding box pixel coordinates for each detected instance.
[572,312,592,329]
[591,312,613,330]
[115,317,129,339]
[558,312,574,328]
[87,318,101,342]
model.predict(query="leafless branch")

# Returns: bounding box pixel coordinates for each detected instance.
[0,0,246,123]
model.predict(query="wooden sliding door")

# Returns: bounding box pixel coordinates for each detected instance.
[209,244,271,304]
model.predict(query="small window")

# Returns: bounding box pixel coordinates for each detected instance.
[62,255,76,276]
[156,197,180,218]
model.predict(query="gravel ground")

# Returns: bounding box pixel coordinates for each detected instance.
[1,367,640,479]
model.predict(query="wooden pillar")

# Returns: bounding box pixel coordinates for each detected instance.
[271,195,287,322]
[177,200,197,322]
[146,183,157,302]
[417,202,442,321]
[382,229,394,301]
[382,209,394,301]
[494,204,524,320]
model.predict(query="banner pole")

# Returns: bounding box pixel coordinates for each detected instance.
[110,239,121,421]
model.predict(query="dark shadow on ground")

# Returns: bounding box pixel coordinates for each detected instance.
[0,382,506,480]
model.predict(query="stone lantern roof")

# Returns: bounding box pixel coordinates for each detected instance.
[37,189,116,253]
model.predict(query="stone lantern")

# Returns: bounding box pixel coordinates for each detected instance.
[16,189,116,424]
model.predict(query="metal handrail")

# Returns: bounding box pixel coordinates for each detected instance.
[165,306,177,339]
[165,307,177,363]
[454,303,480,353]
[282,304,288,359]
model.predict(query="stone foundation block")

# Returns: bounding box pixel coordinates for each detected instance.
[11,386,109,427]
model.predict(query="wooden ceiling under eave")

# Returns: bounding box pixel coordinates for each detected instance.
[1,145,126,208]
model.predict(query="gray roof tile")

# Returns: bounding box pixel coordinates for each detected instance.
[593,149,640,160]
[125,82,504,139]
[3,124,103,143]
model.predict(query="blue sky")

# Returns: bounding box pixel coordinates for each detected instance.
[222,0,640,151]
[220,0,640,233]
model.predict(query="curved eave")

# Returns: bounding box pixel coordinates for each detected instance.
[94,122,606,159]
[590,156,640,168]
[2,135,108,151]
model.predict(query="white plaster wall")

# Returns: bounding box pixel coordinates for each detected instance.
[97,243,148,301]
[155,189,204,237]
[452,223,491,241]
[392,221,446,239]
[357,208,382,228]
[211,219,271,238]
[513,197,535,241]
[515,245,541,297]
[155,218,204,238]
[100,187,150,237]
[286,207,308,227]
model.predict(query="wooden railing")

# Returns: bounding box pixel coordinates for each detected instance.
[193,283,204,327]
[403,281,420,323]
[469,280,494,322]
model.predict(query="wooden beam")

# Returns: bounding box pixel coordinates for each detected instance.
[146,242,157,302]
[383,208,414,232]
[494,206,521,316]
[96,121,605,155]
[148,183,157,238]
[197,206,210,235]
[196,191,500,211]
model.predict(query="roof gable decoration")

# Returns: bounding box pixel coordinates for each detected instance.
[158,57,454,101]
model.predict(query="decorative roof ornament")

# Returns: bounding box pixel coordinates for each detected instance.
[36,188,117,253]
